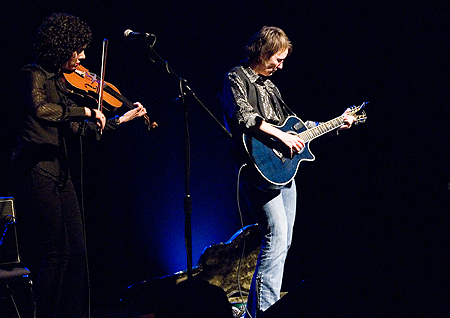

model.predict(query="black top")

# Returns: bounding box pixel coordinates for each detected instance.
[12,63,118,185]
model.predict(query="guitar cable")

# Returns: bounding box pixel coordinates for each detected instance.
[236,163,253,318]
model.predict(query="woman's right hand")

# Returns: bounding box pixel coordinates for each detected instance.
[258,120,305,155]
[85,108,106,131]
[278,131,305,154]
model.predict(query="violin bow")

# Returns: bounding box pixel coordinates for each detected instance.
[98,38,108,113]
[94,38,108,139]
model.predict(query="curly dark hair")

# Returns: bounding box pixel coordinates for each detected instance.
[34,13,92,68]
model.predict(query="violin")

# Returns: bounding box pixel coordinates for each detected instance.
[63,64,157,130]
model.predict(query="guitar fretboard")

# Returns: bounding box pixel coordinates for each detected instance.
[299,117,345,142]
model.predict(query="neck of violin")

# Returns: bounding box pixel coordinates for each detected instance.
[103,83,134,109]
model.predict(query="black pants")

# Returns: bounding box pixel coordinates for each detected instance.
[16,170,87,318]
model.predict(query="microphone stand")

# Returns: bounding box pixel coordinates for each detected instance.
[145,39,231,279]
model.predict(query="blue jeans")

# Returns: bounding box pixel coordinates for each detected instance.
[241,174,297,317]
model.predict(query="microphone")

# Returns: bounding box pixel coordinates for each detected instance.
[124,29,153,41]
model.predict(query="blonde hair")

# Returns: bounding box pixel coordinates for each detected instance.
[245,26,293,64]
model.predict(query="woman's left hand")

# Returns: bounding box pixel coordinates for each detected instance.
[339,108,356,130]
[119,102,147,124]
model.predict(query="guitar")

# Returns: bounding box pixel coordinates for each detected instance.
[243,102,367,187]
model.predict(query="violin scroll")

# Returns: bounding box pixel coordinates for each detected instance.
[145,116,158,130]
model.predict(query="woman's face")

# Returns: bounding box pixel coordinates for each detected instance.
[62,50,85,71]
[253,48,289,77]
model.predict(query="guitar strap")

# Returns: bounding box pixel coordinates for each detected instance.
[273,89,296,117]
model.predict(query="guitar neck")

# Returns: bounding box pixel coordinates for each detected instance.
[298,116,345,142]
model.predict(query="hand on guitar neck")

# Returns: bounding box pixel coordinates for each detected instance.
[338,108,357,130]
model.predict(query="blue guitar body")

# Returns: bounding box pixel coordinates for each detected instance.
[243,116,315,187]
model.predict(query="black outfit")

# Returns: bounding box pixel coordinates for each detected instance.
[12,62,119,318]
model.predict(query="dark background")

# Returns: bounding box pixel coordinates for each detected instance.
[0,0,448,315]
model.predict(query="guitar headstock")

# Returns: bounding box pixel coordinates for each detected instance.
[348,101,368,125]
[354,111,367,125]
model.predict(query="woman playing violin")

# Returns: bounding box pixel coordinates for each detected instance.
[11,13,147,318]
